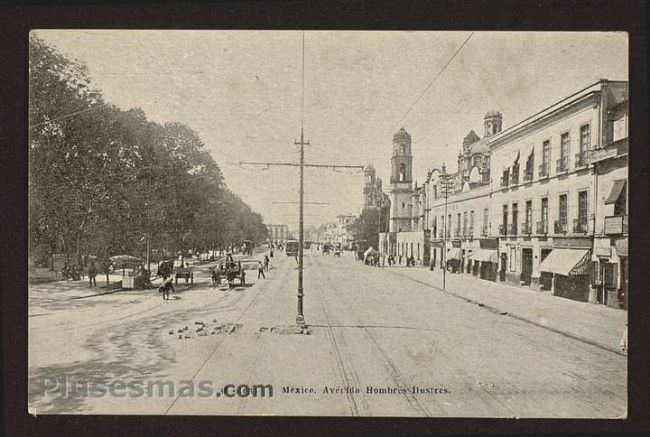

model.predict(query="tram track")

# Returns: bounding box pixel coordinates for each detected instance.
[308,254,431,417]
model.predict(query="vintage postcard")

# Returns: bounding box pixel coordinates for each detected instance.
[28,30,628,417]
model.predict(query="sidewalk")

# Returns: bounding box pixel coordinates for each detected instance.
[382,265,627,354]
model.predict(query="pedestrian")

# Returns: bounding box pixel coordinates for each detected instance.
[88,261,97,287]
[398,255,402,265]
[258,261,266,279]
[70,264,78,280]
[270,248,274,258]
[264,255,270,272]
[159,277,176,301]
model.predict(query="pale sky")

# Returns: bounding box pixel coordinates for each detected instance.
[33,30,628,230]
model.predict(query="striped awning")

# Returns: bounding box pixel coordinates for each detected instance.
[605,179,626,204]
[538,249,590,276]
[446,248,461,260]
[470,248,499,263]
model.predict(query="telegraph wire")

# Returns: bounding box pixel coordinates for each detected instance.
[396,31,475,127]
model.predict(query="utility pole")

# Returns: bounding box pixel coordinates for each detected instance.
[295,129,309,326]
[440,163,449,291]
[239,32,364,328]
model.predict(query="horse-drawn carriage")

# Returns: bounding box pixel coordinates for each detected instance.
[211,260,246,289]
[242,240,254,256]
[174,266,194,284]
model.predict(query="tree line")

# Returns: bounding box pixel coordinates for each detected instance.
[29,35,268,268]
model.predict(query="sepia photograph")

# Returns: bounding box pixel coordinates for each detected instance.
[27,30,628,417]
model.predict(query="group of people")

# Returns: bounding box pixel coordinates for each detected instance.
[62,259,112,288]
[385,254,417,267]
[257,254,271,278]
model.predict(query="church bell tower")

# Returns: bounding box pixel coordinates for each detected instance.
[389,128,413,232]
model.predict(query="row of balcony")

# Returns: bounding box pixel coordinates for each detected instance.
[499,219,588,236]
[437,228,489,239]
[432,215,627,239]
[501,151,590,186]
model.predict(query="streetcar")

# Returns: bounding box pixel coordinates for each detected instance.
[285,240,299,257]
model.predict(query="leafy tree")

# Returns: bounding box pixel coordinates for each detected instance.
[346,205,390,249]
[29,35,268,268]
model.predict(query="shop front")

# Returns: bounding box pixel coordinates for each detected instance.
[592,237,627,309]
[469,248,499,281]
[538,248,591,302]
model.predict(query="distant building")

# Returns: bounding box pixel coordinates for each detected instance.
[267,224,289,244]
[336,214,357,248]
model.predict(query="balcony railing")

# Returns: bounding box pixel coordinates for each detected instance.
[536,221,548,235]
[604,215,628,235]
[454,230,461,238]
[556,156,568,173]
[499,224,507,236]
[575,150,588,168]
[507,223,517,236]
[521,221,532,235]
[573,219,588,234]
[523,168,533,182]
[500,175,509,188]
[554,220,568,234]
[510,171,519,186]
[481,226,488,237]
[538,163,549,178]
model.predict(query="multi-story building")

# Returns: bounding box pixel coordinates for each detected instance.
[426,111,497,280]
[336,214,357,249]
[376,79,628,307]
[267,224,289,245]
[489,80,627,302]
[590,82,628,308]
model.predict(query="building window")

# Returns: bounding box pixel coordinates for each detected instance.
[558,132,570,171]
[512,203,518,235]
[541,139,551,176]
[558,194,568,233]
[541,197,549,233]
[402,202,405,209]
[525,200,532,233]
[502,205,508,236]
[483,208,489,236]
[463,212,468,236]
[470,210,475,236]
[456,213,461,236]
[447,214,451,237]
[580,124,590,154]
[399,163,406,182]
[578,190,588,230]
[525,148,534,181]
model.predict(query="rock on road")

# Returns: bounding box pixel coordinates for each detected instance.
[28,251,626,417]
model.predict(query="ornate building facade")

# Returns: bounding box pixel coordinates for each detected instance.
[374,79,628,308]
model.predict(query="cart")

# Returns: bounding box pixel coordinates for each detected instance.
[175,266,194,284]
